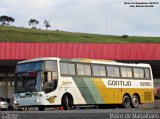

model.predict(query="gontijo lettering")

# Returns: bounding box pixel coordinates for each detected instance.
[108,80,131,86]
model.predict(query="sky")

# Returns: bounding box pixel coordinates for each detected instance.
[0,0,160,36]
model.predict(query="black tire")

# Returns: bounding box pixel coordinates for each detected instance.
[62,95,74,110]
[131,95,140,108]
[8,106,13,111]
[38,106,45,111]
[122,95,131,108]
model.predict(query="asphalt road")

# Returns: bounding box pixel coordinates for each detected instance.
[0,108,160,119]
[0,100,159,119]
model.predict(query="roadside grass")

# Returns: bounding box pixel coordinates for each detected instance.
[0,25,160,43]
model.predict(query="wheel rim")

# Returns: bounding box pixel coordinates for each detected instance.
[133,97,138,104]
[132,96,139,107]
[123,96,130,108]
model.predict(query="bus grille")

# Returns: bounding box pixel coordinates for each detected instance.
[144,92,152,101]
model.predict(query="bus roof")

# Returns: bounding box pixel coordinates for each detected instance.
[69,58,150,68]
[18,57,60,64]
[17,57,151,68]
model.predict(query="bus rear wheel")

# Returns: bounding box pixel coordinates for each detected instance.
[122,95,131,108]
[131,95,140,108]
[62,94,74,110]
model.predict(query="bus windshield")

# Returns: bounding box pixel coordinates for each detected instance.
[16,72,40,93]
[15,60,58,93]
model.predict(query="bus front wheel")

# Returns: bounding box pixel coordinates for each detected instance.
[62,94,74,110]
[131,95,140,108]
[122,95,131,108]
[38,106,45,111]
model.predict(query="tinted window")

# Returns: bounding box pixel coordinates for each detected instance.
[121,67,127,77]
[133,68,139,78]
[127,68,133,78]
[17,63,27,72]
[36,61,43,70]
[92,65,106,77]
[133,68,144,78]
[121,67,133,78]
[17,61,43,73]
[114,67,120,77]
[60,63,75,75]
[139,68,144,78]
[77,64,85,75]
[107,66,120,77]
[100,66,106,76]
[28,62,36,71]
[84,65,91,76]
[107,66,114,77]
[77,64,91,76]
[45,61,57,71]
[60,63,68,75]
[92,65,99,76]
[68,64,76,75]
[145,69,150,78]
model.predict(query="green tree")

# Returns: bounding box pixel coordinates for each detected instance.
[28,19,39,28]
[0,15,15,26]
[44,20,51,30]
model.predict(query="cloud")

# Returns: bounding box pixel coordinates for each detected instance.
[0,0,159,36]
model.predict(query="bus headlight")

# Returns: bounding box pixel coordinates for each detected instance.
[35,99,40,102]
[32,92,38,97]
[38,94,43,97]
[14,100,18,104]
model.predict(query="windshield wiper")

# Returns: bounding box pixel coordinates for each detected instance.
[15,88,25,93]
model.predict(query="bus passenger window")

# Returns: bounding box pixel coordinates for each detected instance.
[133,68,139,78]
[127,68,133,78]
[133,68,144,78]
[121,67,132,78]
[121,67,127,77]
[77,64,91,76]
[107,66,120,77]
[77,64,85,75]
[60,63,75,75]
[107,66,114,77]
[45,61,57,71]
[92,65,100,76]
[100,66,106,76]
[145,69,150,78]
[92,65,106,77]
[84,65,91,76]
[114,67,120,77]
[139,69,144,78]
[68,64,75,75]
[60,63,68,75]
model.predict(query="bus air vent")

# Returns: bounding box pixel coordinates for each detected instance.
[144,92,152,101]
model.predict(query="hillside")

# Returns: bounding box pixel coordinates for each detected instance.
[0,25,160,43]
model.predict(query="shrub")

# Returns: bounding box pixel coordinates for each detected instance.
[122,35,129,38]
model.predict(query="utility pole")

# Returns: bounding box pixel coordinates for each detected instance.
[106,17,107,35]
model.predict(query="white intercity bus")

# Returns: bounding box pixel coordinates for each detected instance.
[13,57,154,110]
